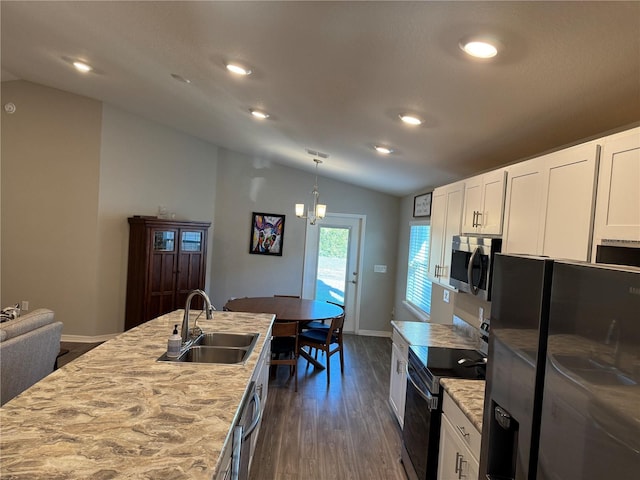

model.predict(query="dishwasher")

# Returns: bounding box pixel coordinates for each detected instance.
[229,381,261,480]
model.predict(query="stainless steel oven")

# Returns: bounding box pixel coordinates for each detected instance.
[450,235,502,301]
[401,346,486,480]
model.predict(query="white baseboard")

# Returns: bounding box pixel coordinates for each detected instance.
[357,329,392,338]
[61,333,118,343]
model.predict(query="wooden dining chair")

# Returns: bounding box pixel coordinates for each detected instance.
[270,321,299,392]
[298,311,345,385]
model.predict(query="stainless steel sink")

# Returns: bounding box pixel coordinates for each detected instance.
[180,346,250,363]
[157,332,259,364]
[192,332,259,348]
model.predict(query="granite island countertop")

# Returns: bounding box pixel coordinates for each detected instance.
[0,310,275,479]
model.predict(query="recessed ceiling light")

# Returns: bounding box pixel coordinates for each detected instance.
[460,40,498,59]
[72,61,93,73]
[399,114,423,126]
[374,145,393,155]
[226,63,252,76]
[171,73,191,84]
[250,109,269,119]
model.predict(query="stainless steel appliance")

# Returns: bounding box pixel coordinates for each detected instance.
[537,261,640,479]
[230,381,261,480]
[480,254,640,479]
[401,346,486,480]
[479,253,555,479]
[450,235,502,301]
[595,239,640,267]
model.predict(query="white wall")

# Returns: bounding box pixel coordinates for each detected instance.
[96,104,218,335]
[1,80,103,335]
[2,80,399,337]
[211,148,401,333]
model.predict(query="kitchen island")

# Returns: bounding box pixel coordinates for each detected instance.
[0,310,274,479]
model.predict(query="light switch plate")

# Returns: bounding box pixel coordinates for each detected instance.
[443,289,450,303]
[374,264,387,273]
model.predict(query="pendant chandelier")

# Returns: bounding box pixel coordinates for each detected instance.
[295,158,327,225]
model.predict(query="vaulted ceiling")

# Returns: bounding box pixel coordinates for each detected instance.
[2,1,639,196]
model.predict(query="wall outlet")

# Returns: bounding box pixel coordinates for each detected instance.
[21,300,29,311]
[443,289,450,303]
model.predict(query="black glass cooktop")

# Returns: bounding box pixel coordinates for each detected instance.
[408,346,486,394]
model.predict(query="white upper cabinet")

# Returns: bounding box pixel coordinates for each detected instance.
[461,169,507,235]
[592,127,640,248]
[502,157,547,256]
[503,141,600,261]
[541,142,599,260]
[428,181,464,286]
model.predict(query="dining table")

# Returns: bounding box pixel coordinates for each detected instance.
[223,296,344,369]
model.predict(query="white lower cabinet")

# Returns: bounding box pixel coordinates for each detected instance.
[388,328,409,427]
[438,391,481,480]
[249,333,270,468]
[216,335,271,480]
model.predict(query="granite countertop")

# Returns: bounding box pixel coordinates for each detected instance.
[439,378,486,432]
[0,310,275,479]
[390,320,479,349]
[391,320,486,432]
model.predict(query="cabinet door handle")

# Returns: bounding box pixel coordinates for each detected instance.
[472,211,478,227]
[475,211,483,227]
[458,455,467,479]
[455,452,462,473]
[456,424,470,440]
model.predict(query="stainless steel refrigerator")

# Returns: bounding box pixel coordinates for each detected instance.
[479,253,555,479]
[480,254,640,479]
[536,260,640,479]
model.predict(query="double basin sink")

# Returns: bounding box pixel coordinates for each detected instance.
[158,332,260,365]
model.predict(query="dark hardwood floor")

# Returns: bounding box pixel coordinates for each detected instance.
[250,334,407,480]
[56,341,103,368]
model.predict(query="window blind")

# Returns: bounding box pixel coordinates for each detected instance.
[406,224,432,315]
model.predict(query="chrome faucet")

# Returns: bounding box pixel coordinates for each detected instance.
[182,289,214,345]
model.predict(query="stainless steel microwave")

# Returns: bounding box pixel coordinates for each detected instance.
[450,235,502,301]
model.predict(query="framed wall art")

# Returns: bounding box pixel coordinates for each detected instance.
[413,192,432,217]
[249,212,285,256]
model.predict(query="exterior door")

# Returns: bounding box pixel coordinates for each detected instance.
[302,214,364,333]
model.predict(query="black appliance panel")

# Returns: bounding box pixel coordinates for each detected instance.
[402,346,486,480]
[480,254,555,480]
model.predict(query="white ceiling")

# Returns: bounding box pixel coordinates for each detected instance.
[2,1,639,196]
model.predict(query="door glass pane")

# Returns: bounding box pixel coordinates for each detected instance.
[153,231,175,251]
[181,231,202,252]
[316,227,348,305]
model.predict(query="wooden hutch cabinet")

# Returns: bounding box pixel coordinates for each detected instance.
[125,217,211,330]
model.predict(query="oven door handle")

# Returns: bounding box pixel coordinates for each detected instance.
[406,364,439,411]
[467,246,481,295]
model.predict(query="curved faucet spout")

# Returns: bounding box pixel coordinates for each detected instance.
[182,289,214,345]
